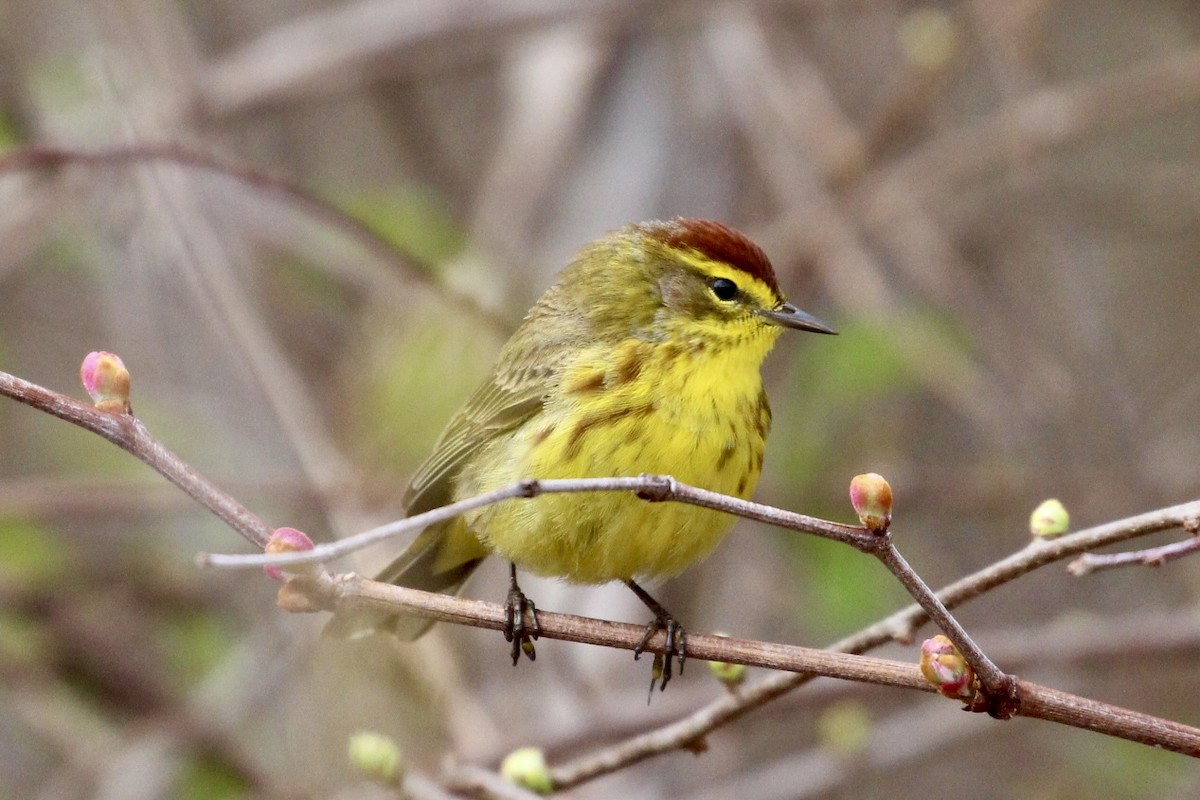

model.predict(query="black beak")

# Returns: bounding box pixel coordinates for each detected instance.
[758,303,837,334]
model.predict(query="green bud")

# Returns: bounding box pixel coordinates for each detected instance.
[1029,498,1070,538]
[500,747,553,795]
[347,731,404,785]
[706,633,746,688]
[707,658,746,687]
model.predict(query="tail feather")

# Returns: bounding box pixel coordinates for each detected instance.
[323,520,486,641]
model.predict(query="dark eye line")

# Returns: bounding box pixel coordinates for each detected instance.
[708,276,739,301]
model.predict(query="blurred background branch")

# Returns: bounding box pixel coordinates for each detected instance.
[1,0,1198,797]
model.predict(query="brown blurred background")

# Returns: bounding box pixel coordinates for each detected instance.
[1,1,1198,797]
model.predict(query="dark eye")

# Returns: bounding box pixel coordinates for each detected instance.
[708,277,738,301]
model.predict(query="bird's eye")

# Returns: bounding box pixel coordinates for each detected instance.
[708,277,738,301]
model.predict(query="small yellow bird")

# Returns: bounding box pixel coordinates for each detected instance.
[331,218,834,690]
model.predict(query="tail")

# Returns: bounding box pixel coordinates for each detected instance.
[323,518,487,640]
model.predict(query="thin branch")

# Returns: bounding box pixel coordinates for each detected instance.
[0,142,510,331]
[198,0,645,115]
[200,475,873,570]
[873,541,1015,715]
[6,364,1200,777]
[1018,682,1200,755]
[446,764,556,800]
[544,498,1200,787]
[0,370,272,548]
[213,474,1013,710]
[865,503,1200,645]
[310,572,928,691]
[288,571,1200,759]
[1069,527,1200,575]
[872,47,1200,197]
[211,471,1018,710]
[404,772,471,800]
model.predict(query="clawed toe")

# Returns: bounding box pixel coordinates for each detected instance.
[626,579,687,697]
[503,564,539,664]
[634,614,687,695]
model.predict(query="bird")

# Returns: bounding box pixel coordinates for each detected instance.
[328,218,835,691]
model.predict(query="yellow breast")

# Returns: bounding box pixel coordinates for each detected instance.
[457,333,775,584]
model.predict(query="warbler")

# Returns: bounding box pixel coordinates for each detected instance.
[331,218,835,690]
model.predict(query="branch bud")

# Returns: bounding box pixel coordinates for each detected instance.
[500,747,553,795]
[347,731,404,785]
[707,633,747,689]
[264,526,316,581]
[1029,498,1070,539]
[850,473,893,533]
[80,351,131,413]
[919,634,976,701]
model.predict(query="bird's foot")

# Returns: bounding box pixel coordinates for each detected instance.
[504,567,539,664]
[634,614,687,697]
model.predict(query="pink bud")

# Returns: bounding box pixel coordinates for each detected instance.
[80,351,131,413]
[264,526,316,581]
[919,635,976,700]
[849,473,893,533]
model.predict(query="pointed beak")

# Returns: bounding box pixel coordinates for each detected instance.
[758,303,837,334]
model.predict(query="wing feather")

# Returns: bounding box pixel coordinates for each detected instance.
[403,307,581,516]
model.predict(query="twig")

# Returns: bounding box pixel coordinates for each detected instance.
[5,364,1200,776]
[199,475,873,570]
[199,0,645,115]
[1018,682,1200,756]
[1068,523,1200,575]
[873,48,1200,197]
[407,770,486,800]
[210,470,1020,709]
[872,541,1016,716]
[308,572,928,691]
[544,498,1200,787]
[0,142,510,332]
[212,474,1020,711]
[0,370,272,548]
[446,764,551,800]
[289,572,1200,759]
[0,364,976,693]
[865,503,1200,644]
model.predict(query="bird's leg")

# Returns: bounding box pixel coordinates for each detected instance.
[504,562,539,664]
[625,579,686,694]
